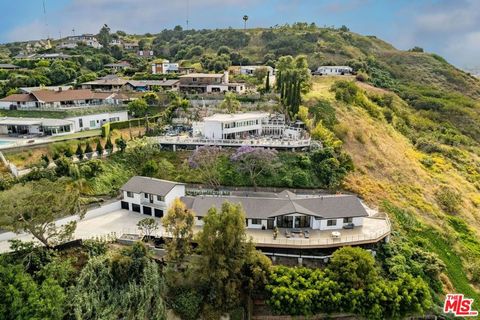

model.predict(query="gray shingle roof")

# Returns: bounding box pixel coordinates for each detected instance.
[180,194,368,220]
[121,176,184,196]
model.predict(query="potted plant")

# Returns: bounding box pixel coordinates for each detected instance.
[273,226,278,240]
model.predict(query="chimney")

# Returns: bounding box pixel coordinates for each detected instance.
[223,71,229,84]
[58,87,63,92]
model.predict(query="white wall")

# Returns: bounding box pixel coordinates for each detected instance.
[204,121,223,139]
[246,218,267,229]
[317,217,364,230]
[164,185,186,209]
[67,111,128,132]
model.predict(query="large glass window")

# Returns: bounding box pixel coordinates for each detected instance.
[251,219,262,225]
[295,216,311,228]
[276,216,293,228]
[343,217,353,223]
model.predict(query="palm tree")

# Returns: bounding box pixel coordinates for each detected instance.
[243,15,249,31]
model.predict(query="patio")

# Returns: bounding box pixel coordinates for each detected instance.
[245,217,391,248]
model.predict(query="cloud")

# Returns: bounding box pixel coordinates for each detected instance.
[5,0,256,41]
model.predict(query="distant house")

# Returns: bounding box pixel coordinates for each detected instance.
[313,66,353,76]
[0,64,20,70]
[137,50,155,58]
[0,89,114,109]
[151,60,179,74]
[0,110,128,137]
[125,80,180,92]
[58,34,102,49]
[104,61,131,71]
[13,53,72,60]
[123,42,139,50]
[240,65,274,75]
[81,75,128,91]
[19,86,73,94]
[179,72,245,94]
[109,38,123,46]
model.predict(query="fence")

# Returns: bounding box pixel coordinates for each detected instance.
[154,136,312,148]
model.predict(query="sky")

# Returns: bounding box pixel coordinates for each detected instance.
[1,0,479,69]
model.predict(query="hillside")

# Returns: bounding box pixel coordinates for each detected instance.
[1,24,480,311]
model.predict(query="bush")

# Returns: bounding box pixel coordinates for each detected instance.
[435,187,462,214]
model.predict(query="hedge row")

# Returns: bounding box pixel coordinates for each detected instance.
[102,115,162,137]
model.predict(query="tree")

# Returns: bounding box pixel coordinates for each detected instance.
[230,146,279,189]
[219,92,241,113]
[141,159,159,177]
[137,217,159,238]
[162,199,195,268]
[128,98,148,118]
[0,179,83,248]
[143,92,159,106]
[70,242,167,319]
[84,142,93,155]
[196,201,261,313]
[75,144,84,160]
[0,263,66,319]
[188,146,223,189]
[104,136,114,152]
[95,140,104,156]
[97,24,111,48]
[115,136,127,152]
[265,71,271,92]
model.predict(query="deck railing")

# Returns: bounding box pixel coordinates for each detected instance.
[154,136,312,147]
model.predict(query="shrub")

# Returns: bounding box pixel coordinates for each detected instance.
[435,187,462,214]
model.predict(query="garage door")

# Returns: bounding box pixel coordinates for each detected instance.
[143,206,152,216]
[154,209,163,218]
[121,201,129,210]
[132,204,141,213]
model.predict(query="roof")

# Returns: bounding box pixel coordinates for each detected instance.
[105,62,131,68]
[179,73,224,78]
[180,193,369,219]
[121,176,185,196]
[82,76,128,86]
[0,90,112,103]
[0,93,36,102]
[203,112,269,122]
[126,80,179,87]
[19,86,73,93]
[0,64,20,69]
[318,66,352,69]
[0,117,72,127]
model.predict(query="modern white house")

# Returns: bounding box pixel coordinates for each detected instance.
[240,65,274,76]
[120,177,186,218]
[0,110,128,137]
[192,112,305,140]
[121,176,368,231]
[313,66,353,76]
[151,60,179,74]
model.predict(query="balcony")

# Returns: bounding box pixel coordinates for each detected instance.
[153,136,312,149]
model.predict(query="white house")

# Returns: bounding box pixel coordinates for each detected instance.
[151,60,179,74]
[0,110,128,137]
[120,177,186,218]
[240,65,274,76]
[192,112,306,140]
[120,176,369,232]
[314,66,353,76]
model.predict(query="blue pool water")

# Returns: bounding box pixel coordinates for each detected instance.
[0,140,12,146]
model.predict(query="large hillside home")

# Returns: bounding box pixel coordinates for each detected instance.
[0,89,114,109]
[120,177,186,218]
[120,176,391,249]
[313,66,353,76]
[179,72,246,94]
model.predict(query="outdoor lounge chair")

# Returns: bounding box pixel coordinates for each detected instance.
[303,230,310,238]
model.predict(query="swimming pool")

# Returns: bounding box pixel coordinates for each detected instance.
[0,140,13,147]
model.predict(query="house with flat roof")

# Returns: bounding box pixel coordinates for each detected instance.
[0,64,20,70]
[151,60,179,74]
[81,75,128,91]
[179,71,246,94]
[313,66,353,76]
[0,89,114,109]
[0,110,128,137]
[124,80,179,92]
[239,65,274,75]
[104,61,131,71]
[120,176,391,249]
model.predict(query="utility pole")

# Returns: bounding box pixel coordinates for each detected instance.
[186,0,190,30]
[243,15,249,31]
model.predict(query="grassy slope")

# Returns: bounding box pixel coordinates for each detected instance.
[307,76,480,305]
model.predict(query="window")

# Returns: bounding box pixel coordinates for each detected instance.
[251,219,261,225]
[343,217,353,223]
[157,195,164,201]
[144,193,149,198]
[126,191,133,198]
[327,219,337,226]
[276,216,293,228]
[89,120,96,128]
[79,118,83,128]
[198,216,203,221]
[295,216,310,228]
[192,77,197,82]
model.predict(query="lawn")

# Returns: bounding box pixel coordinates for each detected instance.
[49,129,102,141]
